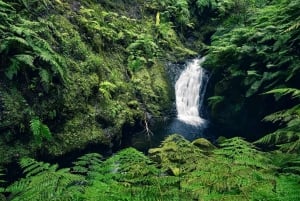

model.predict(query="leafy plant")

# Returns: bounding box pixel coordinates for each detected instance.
[204,0,300,140]
[72,153,103,175]
[81,148,180,201]
[7,157,83,201]
[255,87,300,153]
[99,81,117,101]
[0,167,5,195]
[30,118,52,144]
[127,34,159,71]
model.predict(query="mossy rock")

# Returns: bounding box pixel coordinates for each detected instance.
[192,138,216,152]
[216,136,227,145]
[148,134,205,173]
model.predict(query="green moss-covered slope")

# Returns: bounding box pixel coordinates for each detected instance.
[0,0,202,163]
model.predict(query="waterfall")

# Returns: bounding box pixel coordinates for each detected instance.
[175,58,208,126]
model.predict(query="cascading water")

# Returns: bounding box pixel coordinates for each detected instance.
[175,58,208,126]
[128,57,211,150]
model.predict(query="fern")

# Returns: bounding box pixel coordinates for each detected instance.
[0,0,15,27]
[82,148,181,201]
[256,93,300,152]
[275,174,300,201]
[72,153,103,175]
[30,118,52,144]
[19,0,52,11]
[7,158,83,201]
[215,137,272,169]
[207,95,224,113]
[0,167,5,194]
[99,81,117,100]
[263,88,300,99]
[149,134,206,174]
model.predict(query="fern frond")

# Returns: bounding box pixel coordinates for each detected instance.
[99,81,117,100]
[39,68,50,84]
[8,158,83,201]
[0,36,29,54]
[256,130,300,153]
[13,54,35,67]
[30,118,52,144]
[263,88,300,99]
[263,105,300,123]
[215,137,272,169]
[275,174,300,200]
[20,157,50,177]
[10,24,37,37]
[0,167,5,193]
[72,153,103,174]
[5,58,20,80]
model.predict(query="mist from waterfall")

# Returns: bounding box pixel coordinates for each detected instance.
[175,58,208,126]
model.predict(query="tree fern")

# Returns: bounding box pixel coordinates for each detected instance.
[256,93,300,153]
[72,153,103,175]
[7,158,83,201]
[185,141,275,200]
[149,134,206,174]
[214,137,272,168]
[82,148,181,201]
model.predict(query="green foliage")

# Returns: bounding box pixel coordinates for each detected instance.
[99,81,117,101]
[30,118,52,145]
[19,0,52,10]
[215,137,272,168]
[127,34,159,72]
[150,0,192,29]
[3,134,300,201]
[263,88,300,99]
[72,153,103,175]
[0,0,176,163]
[7,158,83,201]
[1,17,66,84]
[81,148,181,201]
[256,103,300,153]
[0,168,5,194]
[204,0,300,139]
[149,134,205,174]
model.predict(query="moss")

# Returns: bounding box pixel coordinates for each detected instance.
[0,88,29,129]
[47,112,108,156]
[192,138,216,153]
[0,0,195,164]
[132,61,172,116]
[0,139,35,164]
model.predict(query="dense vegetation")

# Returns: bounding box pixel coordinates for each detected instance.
[1,134,300,201]
[1,0,300,200]
[204,0,300,150]
[0,0,198,163]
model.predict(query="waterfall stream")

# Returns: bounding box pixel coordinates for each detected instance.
[127,57,211,150]
[175,58,208,126]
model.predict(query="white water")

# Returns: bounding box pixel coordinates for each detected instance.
[175,58,208,126]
